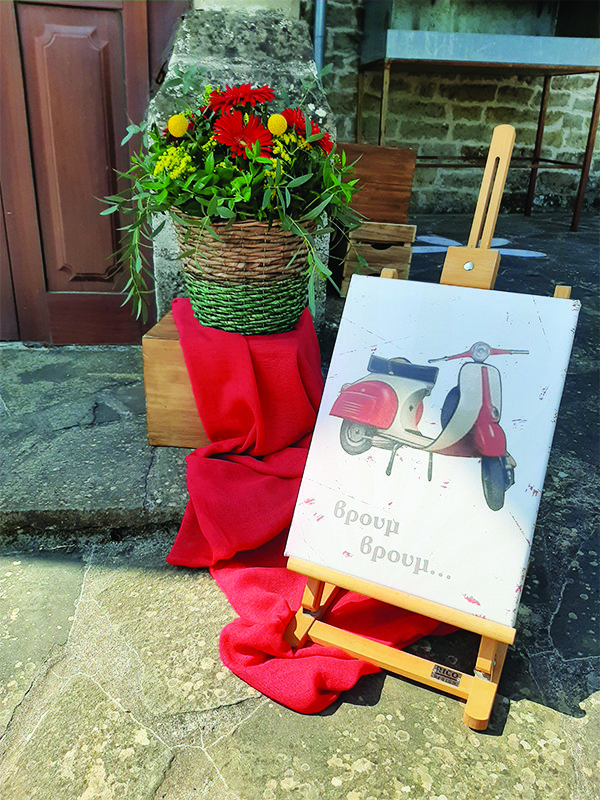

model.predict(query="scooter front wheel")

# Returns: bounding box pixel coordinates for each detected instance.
[481,456,507,511]
[339,420,374,455]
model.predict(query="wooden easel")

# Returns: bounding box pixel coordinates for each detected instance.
[284,125,571,730]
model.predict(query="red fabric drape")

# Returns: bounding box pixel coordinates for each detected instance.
[167,299,323,566]
[167,299,451,713]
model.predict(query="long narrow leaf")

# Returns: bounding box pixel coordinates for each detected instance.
[304,194,331,220]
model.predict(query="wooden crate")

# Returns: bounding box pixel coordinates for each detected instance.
[142,311,210,449]
[336,143,416,224]
[341,221,416,296]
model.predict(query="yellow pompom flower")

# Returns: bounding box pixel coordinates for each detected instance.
[167,114,189,138]
[268,114,287,136]
[153,146,194,179]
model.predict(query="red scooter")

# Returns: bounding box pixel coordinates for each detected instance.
[330,341,528,511]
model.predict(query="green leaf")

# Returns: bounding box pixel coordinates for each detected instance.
[305,131,324,144]
[276,188,287,212]
[152,218,167,236]
[206,195,218,216]
[304,194,331,219]
[178,248,198,260]
[307,271,316,315]
[286,173,312,189]
[356,252,369,270]
[181,64,200,93]
[120,122,142,146]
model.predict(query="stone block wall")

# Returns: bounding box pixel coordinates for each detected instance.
[300,0,600,215]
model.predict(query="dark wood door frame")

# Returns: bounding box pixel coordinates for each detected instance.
[0,187,19,341]
[1,0,50,342]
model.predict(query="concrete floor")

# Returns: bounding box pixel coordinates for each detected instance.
[0,212,598,799]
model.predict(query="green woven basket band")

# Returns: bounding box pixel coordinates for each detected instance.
[183,272,309,335]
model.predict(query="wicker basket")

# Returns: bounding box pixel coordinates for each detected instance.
[171,211,311,335]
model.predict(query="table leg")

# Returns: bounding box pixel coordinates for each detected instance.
[525,75,551,216]
[571,72,600,232]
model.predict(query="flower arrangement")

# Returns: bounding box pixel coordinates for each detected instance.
[103,76,362,323]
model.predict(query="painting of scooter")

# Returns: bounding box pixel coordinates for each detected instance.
[330,341,529,511]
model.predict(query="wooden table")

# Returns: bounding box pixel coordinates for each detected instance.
[357,30,600,231]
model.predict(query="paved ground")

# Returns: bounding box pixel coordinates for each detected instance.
[0,212,598,799]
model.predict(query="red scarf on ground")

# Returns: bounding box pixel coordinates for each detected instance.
[167,298,450,713]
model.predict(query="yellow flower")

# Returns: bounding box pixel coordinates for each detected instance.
[268,114,287,136]
[167,114,188,138]
[153,146,193,179]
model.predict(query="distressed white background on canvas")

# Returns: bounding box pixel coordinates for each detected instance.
[285,276,580,627]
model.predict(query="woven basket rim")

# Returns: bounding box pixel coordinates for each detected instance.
[171,209,313,284]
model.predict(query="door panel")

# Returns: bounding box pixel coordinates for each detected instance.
[18,7,126,293]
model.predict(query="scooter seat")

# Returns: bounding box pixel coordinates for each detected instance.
[368,355,439,384]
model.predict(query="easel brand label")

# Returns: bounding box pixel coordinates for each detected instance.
[431,665,462,687]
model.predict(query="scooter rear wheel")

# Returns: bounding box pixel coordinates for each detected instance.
[481,456,507,511]
[339,420,374,455]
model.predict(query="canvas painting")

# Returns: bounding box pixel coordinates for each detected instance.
[285,276,580,627]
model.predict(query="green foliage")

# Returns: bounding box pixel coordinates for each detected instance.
[102,70,363,321]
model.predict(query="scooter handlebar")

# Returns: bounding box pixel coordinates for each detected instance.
[428,343,529,363]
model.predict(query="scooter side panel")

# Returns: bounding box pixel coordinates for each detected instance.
[426,363,483,453]
[330,380,398,429]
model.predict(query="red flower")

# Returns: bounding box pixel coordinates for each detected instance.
[213,109,273,158]
[315,129,333,155]
[208,83,275,114]
[282,107,308,137]
[281,107,333,154]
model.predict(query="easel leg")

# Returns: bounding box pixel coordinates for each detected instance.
[463,637,508,730]
[284,580,343,648]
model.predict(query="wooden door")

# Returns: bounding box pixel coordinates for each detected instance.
[1,0,153,343]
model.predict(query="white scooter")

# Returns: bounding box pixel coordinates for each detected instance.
[330,341,528,511]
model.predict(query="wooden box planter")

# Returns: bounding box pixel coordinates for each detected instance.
[334,143,417,297]
[142,311,210,449]
[342,221,416,296]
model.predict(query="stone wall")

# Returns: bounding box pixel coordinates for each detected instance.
[300,0,600,215]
